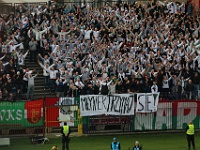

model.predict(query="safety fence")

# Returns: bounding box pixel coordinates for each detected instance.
[0,3,13,14]
[86,100,199,134]
[0,95,200,137]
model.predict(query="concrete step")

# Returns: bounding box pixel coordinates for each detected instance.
[23,54,54,99]
[34,85,47,88]
[34,74,44,78]
[34,89,49,92]
[25,64,41,68]
[26,67,42,70]
[34,81,44,85]
[34,92,56,98]
[34,76,45,80]
[35,79,44,83]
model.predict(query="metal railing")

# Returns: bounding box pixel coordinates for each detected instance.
[1,96,200,136]
[85,100,199,134]
[0,3,13,14]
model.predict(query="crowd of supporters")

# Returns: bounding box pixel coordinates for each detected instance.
[0,0,200,101]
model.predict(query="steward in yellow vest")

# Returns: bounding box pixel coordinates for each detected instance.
[186,121,195,150]
[61,122,71,150]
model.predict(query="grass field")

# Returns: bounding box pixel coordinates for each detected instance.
[0,132,199,150]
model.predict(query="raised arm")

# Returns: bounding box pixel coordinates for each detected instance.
[32,72,38,78]
[23,50,29,58]
[30,20,36,29]
[38,53,45,61]
[3,62,9,66]
[0,54,6,60]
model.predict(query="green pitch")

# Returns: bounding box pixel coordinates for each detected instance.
[0,132,199,150]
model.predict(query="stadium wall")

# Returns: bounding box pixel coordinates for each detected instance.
[0,96,200,136]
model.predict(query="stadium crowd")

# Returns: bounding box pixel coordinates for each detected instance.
[0,0,199,101]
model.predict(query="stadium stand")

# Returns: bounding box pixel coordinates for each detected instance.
[0,0,200,101]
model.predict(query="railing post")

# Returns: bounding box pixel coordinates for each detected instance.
[77,108,83,136]
[43,96,46,137]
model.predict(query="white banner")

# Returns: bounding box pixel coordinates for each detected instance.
[136,93,160,113]
[57,97,76,126]
[80,94,135,116]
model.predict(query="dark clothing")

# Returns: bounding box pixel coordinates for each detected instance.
[192,76,200,85]
[62,136,70,150]
[57,82,66,92]
[61,125,71,150]
[133,145,142,150]
[30,50,37,62]
[101,84,109,95]
[187,134,195,150]
[186,83,194,92]
[86,86,94,94]
[186,124,195,150]
[116,84,123,94]
[134,83,142,93]
[177,85,183,99]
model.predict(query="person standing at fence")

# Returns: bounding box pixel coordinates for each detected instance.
[151,81,158,100]
[61,122,71,150]
[186,80,194,100]
[56,78,67,97]
[186,121,195,150]
[151,81,158,93]
[111,137,120,150]
[192,72,200,100]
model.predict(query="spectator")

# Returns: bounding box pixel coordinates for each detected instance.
[38,53,51,65]
[151,81,158,93]
[100,77,112,95]
[85,82,95,95]
[56,78,67,97]
[26,72,38,100]
[13,71,23,95]
[109,80,117,95]
[176,81,183,99]
[74,77,85,94]
[0,0,200,101]
[0,60,8,74]
[186,79,195,100]
[39,61,54,91]
[29,37,38,62]
[44,65,58,94]
[192,72,200,100]
[162,74,172,99]
[16,50,29,68]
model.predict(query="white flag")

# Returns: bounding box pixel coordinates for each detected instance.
[136,93,160,113]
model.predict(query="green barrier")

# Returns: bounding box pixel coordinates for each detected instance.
[0,100,43,128]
